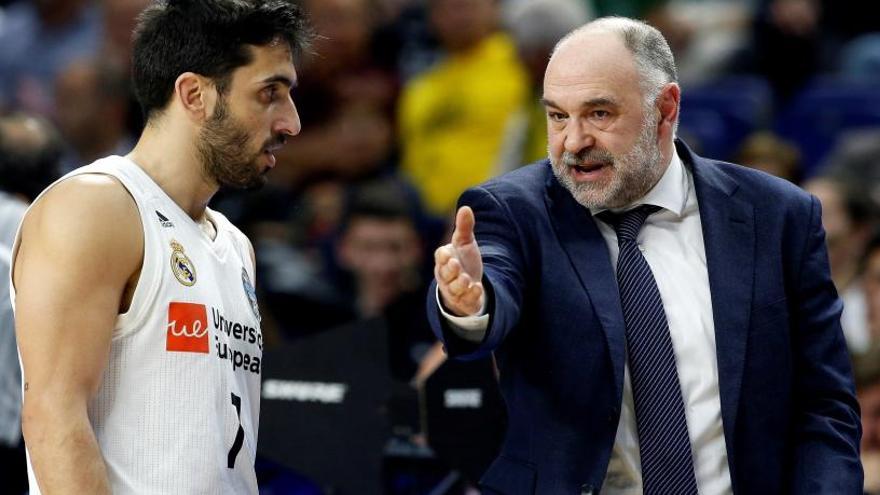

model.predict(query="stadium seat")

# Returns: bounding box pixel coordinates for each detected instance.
[678,76,774,161]
[776,76,880,176]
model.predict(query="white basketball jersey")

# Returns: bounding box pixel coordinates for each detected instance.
[13,156,263,494]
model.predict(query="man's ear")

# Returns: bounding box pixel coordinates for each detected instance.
[656,82,681,139]
[173,72,214,123]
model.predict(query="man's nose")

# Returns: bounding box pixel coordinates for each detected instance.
[563,119,595,154]
[275,96,301,137]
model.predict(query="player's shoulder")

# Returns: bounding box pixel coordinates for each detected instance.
[14,170,143,289]
[21,170,142,258]
[30,172,137,223]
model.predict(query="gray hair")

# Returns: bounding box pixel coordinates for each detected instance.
[555,17,678,105]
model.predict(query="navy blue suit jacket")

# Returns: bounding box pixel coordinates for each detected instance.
[427,141,862,494]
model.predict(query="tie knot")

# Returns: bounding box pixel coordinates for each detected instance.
[598,204,661,242]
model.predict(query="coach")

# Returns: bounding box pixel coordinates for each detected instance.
[429,16,862,495]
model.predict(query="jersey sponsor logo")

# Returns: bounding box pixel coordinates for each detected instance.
[167,302,209,353]
[156,210,174,228]
[216,341,262,374]
[212,308,262,350]
[241,268,261,321]
[212,308,262,374]
[170,239,197,286]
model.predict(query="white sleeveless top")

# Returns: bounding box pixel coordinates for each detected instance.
[12,156,263,494]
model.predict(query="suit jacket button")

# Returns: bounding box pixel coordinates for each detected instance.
[580,484,594,495]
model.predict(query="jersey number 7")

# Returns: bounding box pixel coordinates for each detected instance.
[228,393,245,469]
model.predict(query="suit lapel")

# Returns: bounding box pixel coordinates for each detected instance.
[544,169,627,405]
[680,141,754,468]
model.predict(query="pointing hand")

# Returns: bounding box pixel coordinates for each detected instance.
[435,206,485,317]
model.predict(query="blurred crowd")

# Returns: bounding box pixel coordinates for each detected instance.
[2,0,880,492]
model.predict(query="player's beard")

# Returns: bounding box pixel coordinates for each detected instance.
[550,110,664,210]
[198,95,274,190]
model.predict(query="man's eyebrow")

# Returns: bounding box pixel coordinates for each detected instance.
[540,97,559,109]
[260,75,297,88]
[582,97,618,108]
[539,97,619,109]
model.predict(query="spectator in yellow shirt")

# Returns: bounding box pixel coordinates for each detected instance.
[399,0,528,217]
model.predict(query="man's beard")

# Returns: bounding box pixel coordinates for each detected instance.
[197,96,281,190]
[550,113,664,210]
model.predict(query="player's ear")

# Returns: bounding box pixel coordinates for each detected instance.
[174,72,213,123]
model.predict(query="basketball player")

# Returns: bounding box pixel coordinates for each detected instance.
[11,1,310,493]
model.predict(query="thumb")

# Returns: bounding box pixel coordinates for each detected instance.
[451,206,476,248]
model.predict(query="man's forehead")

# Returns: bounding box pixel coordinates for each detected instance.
[238,43,298,83]
[545,31,639,97]
[550,31,633,73]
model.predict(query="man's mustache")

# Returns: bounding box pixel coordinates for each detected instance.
[262,134,287,151]
[561,149,614,167]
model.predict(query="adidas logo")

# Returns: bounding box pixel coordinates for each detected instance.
[156,211,174,228]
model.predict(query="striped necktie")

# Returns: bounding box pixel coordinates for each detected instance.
[599,205,698,495]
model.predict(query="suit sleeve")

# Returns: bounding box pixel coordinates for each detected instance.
[426,185,529,359]
[790,195,863,493]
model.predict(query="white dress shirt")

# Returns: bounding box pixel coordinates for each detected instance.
[439,150,733,494]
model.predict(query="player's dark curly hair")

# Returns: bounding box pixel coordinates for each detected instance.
[131,0,312,122]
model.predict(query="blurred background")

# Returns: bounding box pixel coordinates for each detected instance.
[1,0,880,493]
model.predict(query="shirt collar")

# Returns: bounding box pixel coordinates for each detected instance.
[590,148,688,218]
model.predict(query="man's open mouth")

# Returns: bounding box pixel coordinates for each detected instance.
[570,162,605,173]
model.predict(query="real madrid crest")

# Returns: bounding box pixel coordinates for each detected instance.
[241,267,261,321]
[170,240,197,287]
